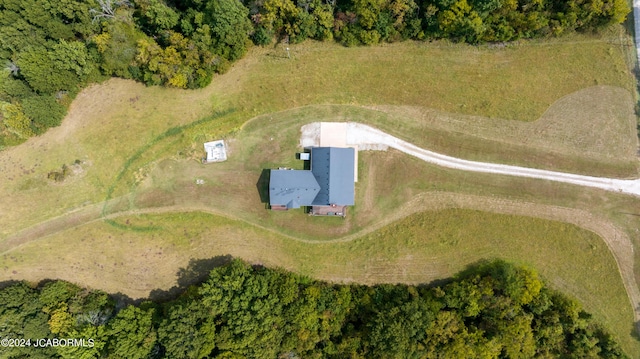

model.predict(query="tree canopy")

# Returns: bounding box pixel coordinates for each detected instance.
[0,0,630,146]
[0,259,627,358]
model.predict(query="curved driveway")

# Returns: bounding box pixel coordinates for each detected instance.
[344,123,640,197]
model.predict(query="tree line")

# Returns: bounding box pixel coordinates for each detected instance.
[0,259,626,358]
[0,0,630,146]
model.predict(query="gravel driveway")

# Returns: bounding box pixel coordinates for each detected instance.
[330,122,640,196]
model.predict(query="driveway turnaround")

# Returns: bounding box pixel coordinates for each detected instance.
[303,122,640,197]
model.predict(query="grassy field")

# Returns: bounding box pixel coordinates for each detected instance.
[0,29,636,237]
[3,142,640,355]
[1,208,636,354]
[4,98,635,243]
[86,109,636,242]
[233,31,634,122]
[0,28,639,355]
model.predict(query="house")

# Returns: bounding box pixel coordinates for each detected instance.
[269,147,355,216]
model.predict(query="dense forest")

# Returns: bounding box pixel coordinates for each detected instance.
[0,259,626,358]
[0,0,631,146]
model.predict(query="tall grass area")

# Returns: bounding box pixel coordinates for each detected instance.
[1,209,636,356]
[308,209,636,354]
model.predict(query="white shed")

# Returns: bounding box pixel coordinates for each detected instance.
[203,140,227,163]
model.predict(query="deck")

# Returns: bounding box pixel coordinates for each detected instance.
[310,205,347,217]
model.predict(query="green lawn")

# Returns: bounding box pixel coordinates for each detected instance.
[231,31,634,122]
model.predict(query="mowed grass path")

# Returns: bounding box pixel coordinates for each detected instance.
[3,143,640,355]
[1,208,636,354]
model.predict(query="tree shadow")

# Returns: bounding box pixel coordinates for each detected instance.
[0,279,23,290]
[633,58,640,148]
[422,277,455,289]
[452,258,494,279]
[636,122,640,151]
[176,255,233,288]
[632,300,640,340]
[0,257,234,305]
[632,319,640,343]
[110,292,140,308]
[421,258,517,288]
[256,169,270,208]
[622,9,635,39]
[148,255,233,302]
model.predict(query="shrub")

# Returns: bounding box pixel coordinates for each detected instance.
[21,95,66,133]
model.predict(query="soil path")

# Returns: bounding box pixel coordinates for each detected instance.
[4,192,638,326]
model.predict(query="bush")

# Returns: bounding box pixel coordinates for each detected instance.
[0,71,34,101]
[0,101,35,139]
[252,26,273,46]
[47,164,71,182]
[21,95,66,133]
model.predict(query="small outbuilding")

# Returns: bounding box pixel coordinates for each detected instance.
[203,140,227,163]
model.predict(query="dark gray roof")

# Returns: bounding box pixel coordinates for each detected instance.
[269,170,320,208]
[311,147,355,206]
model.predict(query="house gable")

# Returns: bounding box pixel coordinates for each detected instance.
[269,170,320,209]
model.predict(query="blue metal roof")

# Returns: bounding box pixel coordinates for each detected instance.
[268,147,355,208]
[311,147,355,206]
[269,170,320,208]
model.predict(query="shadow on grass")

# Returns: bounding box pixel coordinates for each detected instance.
[0,279,23,290]
[632,321,640,344]
[256,169,270,208]
[0,256,235,307]
[634,64,640,149]
[622,8,635,39]
[148,255,233,302]
[636,122,640,152]
[418,259,493,289]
